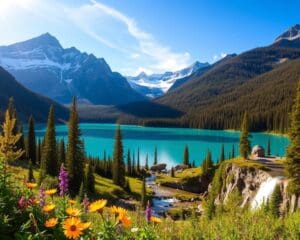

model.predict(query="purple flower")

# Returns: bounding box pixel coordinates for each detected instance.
[145,201,152,222]
[39,187,46,207]
[59,164,69,197]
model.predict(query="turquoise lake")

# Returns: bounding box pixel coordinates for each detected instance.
[35,123,289,168]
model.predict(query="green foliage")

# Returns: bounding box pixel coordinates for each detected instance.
[66,98,84,197]
[112,125,125,187]
[126,149,132,175]
[270,185,282,218]
[27,160,34,182]
[58,139,65,166]
[140,177,146,208]
[219,144,225,163]
[285,81,300,194]
[145,154,149,170]
[86,163,95,196]
[183,145,190,166]
[171,167,175,178]
[153,146,158,165]
[239,112,251,159]
[39,105,57,182]
[26,116,36,165]
[202,149,213,175]
[267,137,271,156]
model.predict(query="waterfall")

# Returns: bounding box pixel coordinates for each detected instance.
[251,176,282,210]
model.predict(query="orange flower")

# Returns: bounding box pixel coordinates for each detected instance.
[43,203,55,213]
[66,207,81,217]
[45,218,58,228]
[45,189,57,196]
[68,199,76,205]
[63,217,84,239]
[81,221,91,230]
[25,182,37,189]
[89,199,107,213]
[150,216,162,224]
[110,206,127,216]
[118,213,132,228]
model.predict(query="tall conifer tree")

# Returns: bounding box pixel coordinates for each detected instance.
[219,144,225,163]
[285,81,300,194]
[153,146,158,165]
[267,137,271,156]
[27,116,36,165]
[39,105,57,182]
[183,145,190,166]
[112,125,125,187]
[66,98,84,196]
[239,112,251,159]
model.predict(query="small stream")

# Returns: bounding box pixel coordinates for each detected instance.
[146,175,178,215]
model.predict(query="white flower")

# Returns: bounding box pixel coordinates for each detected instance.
[131,227,139,233]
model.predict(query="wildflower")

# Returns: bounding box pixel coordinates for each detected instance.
[45,189,57,196]
[59,164,69,196]
[18,196,27,210]
[89,199,107,213]
[43,203,55,213]
[25,182,37,189]
[45,218,58,228]
[66,207,81,217]
[131,227,139,233]
[150,216,162,224]
[39,187,46,207]
[145,201,152,222]
[110,206,127,217]
[82,195,90,213]
[63,217,84,239]
[69,199,76,205]
[118,213,132,228]
[81,221,91,230]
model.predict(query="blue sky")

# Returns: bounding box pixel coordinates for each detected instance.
[0,0,299,75]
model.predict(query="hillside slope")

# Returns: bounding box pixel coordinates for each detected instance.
[0,67,68,122]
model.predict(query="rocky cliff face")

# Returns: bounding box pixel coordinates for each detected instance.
[211,162,299,214]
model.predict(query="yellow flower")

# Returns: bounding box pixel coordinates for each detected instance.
[150,216,162,224]
[66,207,81,217]
[81,221,91,231]
[110,206,127,216]
[68,199,76,205]
[45,189,57,196]
[89,199,107,213]
[25,182,37,189]
[63,217,84,239]
[45,218,58,228]
[43,203,55,213]
[118,213,132,228]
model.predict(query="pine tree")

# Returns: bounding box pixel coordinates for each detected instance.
[267,137,271,156]
[28,160,34,182]
[132,152,136,176]
[0,110,24,161]
[18,124,26,160]
[39,105,57,182]
[27,116,36,165]
[183,145,190,166]
[36,139,41,165]
[202,149,213,175]
[171,167,175,177]
[58,139,66,165]
[285,81,300,194]
[141,177,146,208]
[66,98,84,196]
[145,154,149,170]
[126,149,132,176]
[219,144,225,163]
[86,163,95,195]
[112,125,125,187]
[137,148,140,173]
[231,144,235,159]
[269,185,282,217]
[192,160,195,168]
[153,146,158,165]
[239,112,251,159]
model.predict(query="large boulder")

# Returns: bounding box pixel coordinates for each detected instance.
[150,163,167,172]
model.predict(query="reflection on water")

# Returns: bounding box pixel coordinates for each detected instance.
[33,123,290,167]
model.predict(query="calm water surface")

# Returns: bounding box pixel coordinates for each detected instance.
[35,123,289,167]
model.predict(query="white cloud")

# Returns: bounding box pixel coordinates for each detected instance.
[0,0,193,75]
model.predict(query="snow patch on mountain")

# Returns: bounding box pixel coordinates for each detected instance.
[127,61,209,98]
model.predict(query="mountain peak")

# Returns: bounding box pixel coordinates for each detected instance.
[137,71,147,78]
[274,24,300,43]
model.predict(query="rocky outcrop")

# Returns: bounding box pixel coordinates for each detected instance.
[150,164,167,172]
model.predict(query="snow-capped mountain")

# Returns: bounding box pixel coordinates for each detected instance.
[126,61,210,98]
[0,33,145,105]
[274,24,300,43]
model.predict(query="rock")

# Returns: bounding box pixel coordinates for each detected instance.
[174,164,189,171]
[150,163,167,172]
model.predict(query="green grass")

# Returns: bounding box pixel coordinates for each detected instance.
[156,167,202,185]
[225,157,270,171]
